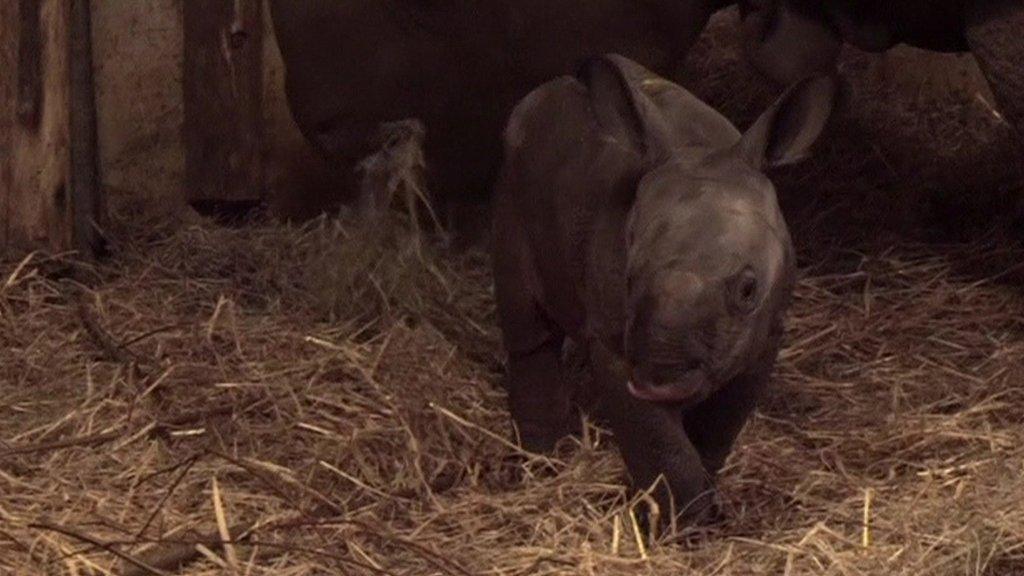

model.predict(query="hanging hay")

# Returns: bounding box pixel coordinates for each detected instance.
[355,118,447,247]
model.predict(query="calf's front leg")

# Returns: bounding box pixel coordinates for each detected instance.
[684,369,770,475]
[589,341,715,525]
[505,337,577,452]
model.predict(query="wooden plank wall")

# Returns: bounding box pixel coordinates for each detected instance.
[0,0,12,250]
[183,0,264,210]
[0,0,73,253]
[69,0,103,255]
[1,0,334,256]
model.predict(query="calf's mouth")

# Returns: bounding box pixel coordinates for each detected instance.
[627,362,711,404]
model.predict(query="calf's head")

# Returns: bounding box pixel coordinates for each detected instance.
[580,55,836,404]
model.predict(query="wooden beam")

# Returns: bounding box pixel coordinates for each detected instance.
[1,0,74,254]
[70,0,104,256]
[16,0,43,129]
[0,1,12,251]
[183,0,264,212]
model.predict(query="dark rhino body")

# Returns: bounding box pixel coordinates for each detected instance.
[739,0,1024,214]
[493,54,835,524]
[738,0,1020,61]
[268,0,730,225]
[779,0,971,53]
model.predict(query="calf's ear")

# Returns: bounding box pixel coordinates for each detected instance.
[737,74,837,169]
[577,54,675,166]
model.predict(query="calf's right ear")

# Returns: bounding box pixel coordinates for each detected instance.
[577,54,675,166]
[737,74,837,169]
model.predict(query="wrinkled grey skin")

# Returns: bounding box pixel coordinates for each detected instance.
[268,0,732,233]
[492,54,836,524]
[738,1,1024,198]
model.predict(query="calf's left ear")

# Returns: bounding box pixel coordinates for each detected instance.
[737,75,837,169]
[577,53,676,167]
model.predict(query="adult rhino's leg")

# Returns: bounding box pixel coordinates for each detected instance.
[492,200,576,452]
[588,343,715,527]
[966,0,1024,225]
[683,369,769,475]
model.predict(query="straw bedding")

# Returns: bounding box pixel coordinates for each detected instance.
[3,201,1023,576]
[2,11,1024,576]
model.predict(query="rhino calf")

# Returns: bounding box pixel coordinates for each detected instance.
[492,54,836,523]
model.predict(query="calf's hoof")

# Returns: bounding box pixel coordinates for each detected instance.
[635,482,721,540]
[513,415,580,454]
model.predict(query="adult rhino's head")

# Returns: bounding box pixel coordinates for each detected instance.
[269,0,442,162]
[578,55,836,404]
[737,0,843,85]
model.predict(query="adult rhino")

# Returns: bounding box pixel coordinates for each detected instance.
[268,0,734,236]
[737,0,1024,216]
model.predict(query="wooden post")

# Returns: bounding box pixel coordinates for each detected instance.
[0,0,102,256]
[70,0,104,256]
[16,0,43,129]
[183,0,264,216]
[1,0,71,254]
[0,2,12,250]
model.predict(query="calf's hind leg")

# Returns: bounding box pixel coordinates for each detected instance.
[492,209,576,453]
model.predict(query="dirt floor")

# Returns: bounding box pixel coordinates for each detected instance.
[3,12,1024,576]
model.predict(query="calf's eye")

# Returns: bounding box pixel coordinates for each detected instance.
[731,268,760,313]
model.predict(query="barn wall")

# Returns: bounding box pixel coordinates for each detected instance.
[8,3,1005,241]
[89,0,333,217]
[91,0,184,208]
